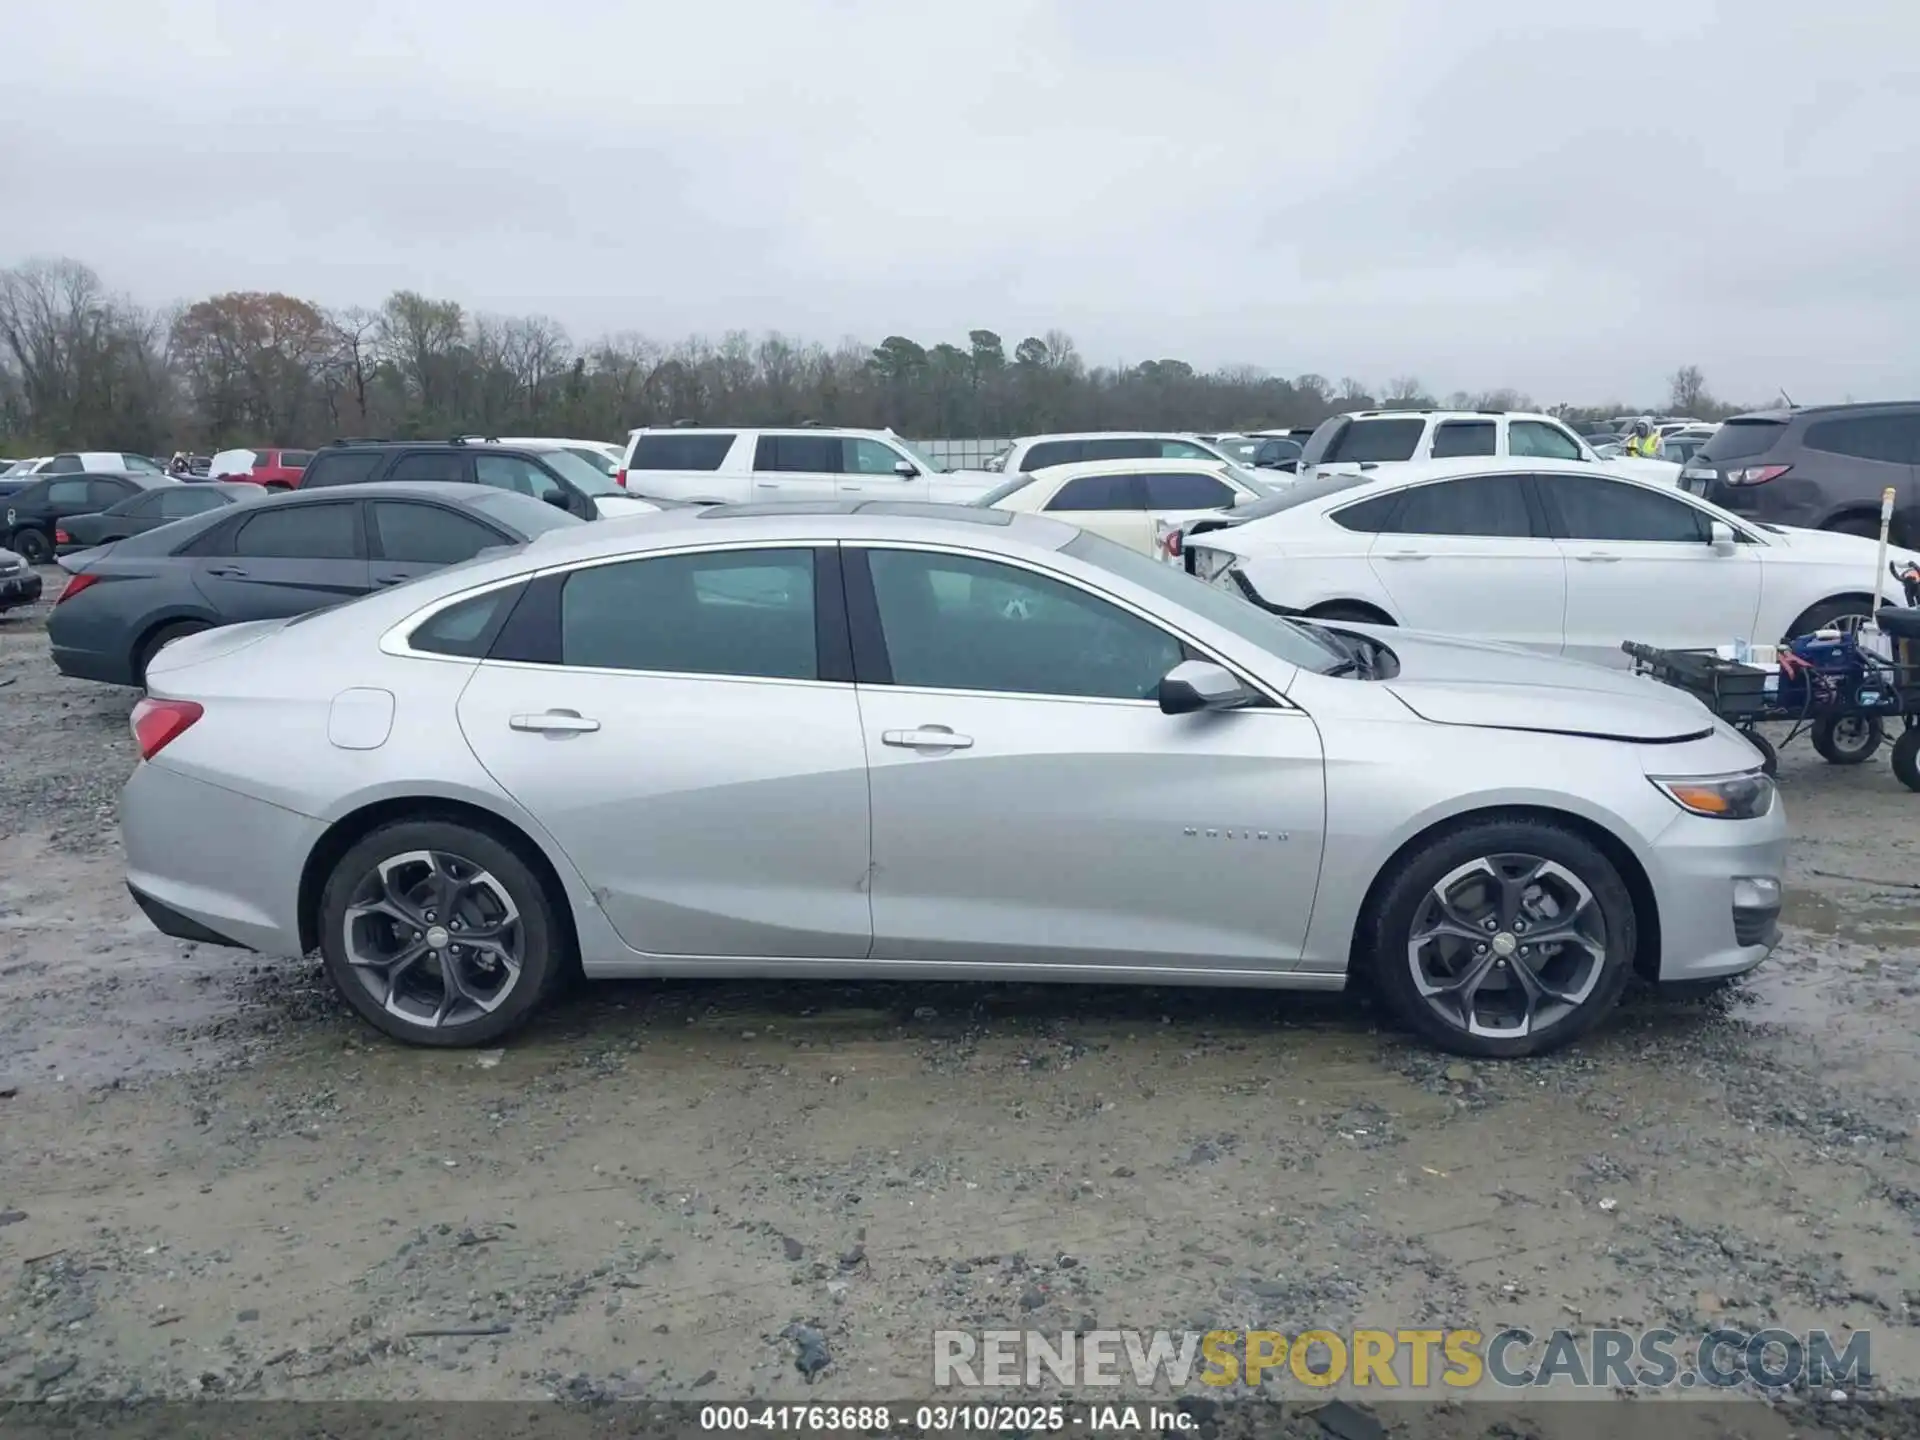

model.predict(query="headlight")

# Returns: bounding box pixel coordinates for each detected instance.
[1650,771,1775,819]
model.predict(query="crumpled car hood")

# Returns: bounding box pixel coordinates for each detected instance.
[1335,624,1717,742]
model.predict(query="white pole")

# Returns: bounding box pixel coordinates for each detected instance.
[1872,486,1896,622]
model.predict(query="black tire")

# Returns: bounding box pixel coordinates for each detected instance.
[1742,729,1778,776]
[1890,727,1920,793]
[1824,515,1880,540]
[1364,817,1637,1058]
[12,528,52,566]
[1305,602,1394,626]
[319,819,566,1047]
[134,621,209,686]
[1810,713,1882,765]
[1783,596,1876,642]
[263,482,292,492]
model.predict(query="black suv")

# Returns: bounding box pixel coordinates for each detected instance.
[300,438,624,521]
[1682,403,1920,545]
[4,472,166,565]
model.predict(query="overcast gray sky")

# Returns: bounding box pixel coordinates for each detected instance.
[8,0,1918,406]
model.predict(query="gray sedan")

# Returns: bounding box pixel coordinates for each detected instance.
[119,501,1785,1058]
[50,482,583,686]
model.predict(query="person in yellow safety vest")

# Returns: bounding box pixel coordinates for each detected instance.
[1625,417,1663,458]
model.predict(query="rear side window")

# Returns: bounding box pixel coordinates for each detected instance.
[1330,492,1403,532]
[1387,475,1534,537]
[388,451,467,483]
[280,451,314,469]
[1430,421,1496,458]
[1021,441,1081,470]
[559,549,818,680]
[231,502,361,559]
[629,434,735,471]
[371,501,507,565]
[1698,419,1787,464]
[1802,414,1920,465]
[155,488,228,519]
[1141,472,1235,509]
[410,585,521,658]
[1321,419,1424,463]
[301,452,385,487]
[1046,474,1143,511]
[754,435,842,473]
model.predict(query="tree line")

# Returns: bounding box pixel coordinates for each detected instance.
[0,257,1753,455]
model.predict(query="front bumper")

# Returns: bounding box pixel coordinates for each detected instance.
[1644,805,1788,982]
[0,569,41,610]
[122,760,323,957]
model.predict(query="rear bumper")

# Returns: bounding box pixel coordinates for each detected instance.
[50,642,136,687]
[1644,806,1789,981]
[0,571,42,610]
[122,760,322,957]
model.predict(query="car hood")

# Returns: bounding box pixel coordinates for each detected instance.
[1333,624,1717,742]
[929,473,997,501]
[1762,523,1920,569]
[592,494,662,518]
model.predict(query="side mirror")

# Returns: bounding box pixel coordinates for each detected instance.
[1157,659,1254,715]
[893,460,919,478]
[1230,490,1255,507]
[1709,520,1736,556]
[542,489,572,508]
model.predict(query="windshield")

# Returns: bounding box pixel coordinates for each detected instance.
[566,445,619,477]
[533,447,622,495]
[971,473,1038,507]
[1061,530,1347,674]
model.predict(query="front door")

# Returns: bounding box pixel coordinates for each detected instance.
[1363,473,1567,653]
[454,544,872,959]
[1538,473,1763,666]
[835,436,932,501]
[192,499,372,620]
[847,545,1326,971]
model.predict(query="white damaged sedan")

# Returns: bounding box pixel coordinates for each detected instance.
[120,501,1784,1057]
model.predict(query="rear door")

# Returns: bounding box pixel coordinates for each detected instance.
[752,434,841,503]
[367,499,517,588]
[1539,473,1762,665]
[1362,473,1567,652]
[191,499,372,620]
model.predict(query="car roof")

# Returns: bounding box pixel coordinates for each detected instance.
[1308,455,1655,488]
[266,480,503,504]
[1731,401,1920,422]
[1335,409,1564,423]
[1027,457,1243,478]
[1015,431,1217,443]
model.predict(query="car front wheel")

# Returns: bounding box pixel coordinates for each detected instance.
[13,528,52,566]
[1365,818,1636,1057]
[318,819,565,1046]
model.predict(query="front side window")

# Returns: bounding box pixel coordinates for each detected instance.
[844,438,909,475]
[1546,475,1710,543]
[754,435,841,473]
[89,479,134,509]
[156,488,228,519]
[230,502,361,559]
[474,454,563,501]
[1155,439,1217,460]
[120,453,164,473]
[1508,420,1584,460]
[560,548,817,680]
[1141,471,1236,510]
[372,502,507,565]
[1387,475,1534,538]
[864,548,1184,700]
[1803,414,1920,465]
[1430,421,1496,458]
[1045,473,1142,512]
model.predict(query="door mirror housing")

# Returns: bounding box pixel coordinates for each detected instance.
[893,460,919,478]
[542,489,573,508]
[1709,519,1736,556]
[1157,660,1255,715]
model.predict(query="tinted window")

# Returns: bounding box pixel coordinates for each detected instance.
[754,435,841,473]
[560,549,817,680]
[114,490,167,517]
[865,548,1184,701]
[1508,420,1585,460]
[155,488,229,519]
[629,434,735,471]
[1330,492,1403,532]
[1802,414,1920,465]
[410,587,518,658]
[372,502,506,565]
[1322,419,1424,463]
[1141,472,1235,509]
[1387,476,1534,537]
[1430,421,1496,458]
[281,451,314,469]
[302,452,386,487]
[1155,440,1216,460]
[89,479,133,508]
[387,451,467,484]
[1021,441,1080,470]
[1081,438,1162,461]
[231,503,360,559]
[1547,475,1710,542]
[120,454,164,473]
[1254,438,1302,465]
[844,438,908,475]
[46,479,90,506]
[1698,418,1787,464]
[43,455,83,474]
[474,454,563,501]
[1045,474,1142,511]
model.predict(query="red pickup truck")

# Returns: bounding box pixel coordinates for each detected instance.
[205,448,312,489]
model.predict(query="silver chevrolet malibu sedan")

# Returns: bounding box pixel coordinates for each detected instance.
[121,501,1786,1058]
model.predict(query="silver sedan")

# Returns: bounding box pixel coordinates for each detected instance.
[121,501,1786,1057]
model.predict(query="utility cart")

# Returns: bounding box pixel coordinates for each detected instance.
[1621,563,1920,792]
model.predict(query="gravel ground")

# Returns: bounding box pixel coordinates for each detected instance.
[1,568,1917,1432]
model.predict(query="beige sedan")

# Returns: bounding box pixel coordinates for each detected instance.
[983,458,1276,554]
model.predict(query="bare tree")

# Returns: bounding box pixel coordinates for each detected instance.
[1668,364,1708,414]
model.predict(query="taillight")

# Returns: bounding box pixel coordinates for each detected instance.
[55,528,71,544]
[55,571,100,604]
[1164,530,1184,558]
[130,698,203,760]
[615,468,628,489]
[1726,464,1791,486]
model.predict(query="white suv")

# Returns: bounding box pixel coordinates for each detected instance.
[1298,411,1680,486]
[617,427,993,506]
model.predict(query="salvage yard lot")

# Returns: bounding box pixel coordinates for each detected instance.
[1,571,1917,1406]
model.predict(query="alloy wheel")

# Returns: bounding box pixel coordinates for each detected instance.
[1406,854,1607,1040]
[341,850,523,1029]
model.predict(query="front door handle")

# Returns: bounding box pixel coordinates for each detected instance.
[205,565,248,578]
[374,572,412,587]
[1381,551,1428,561]
[510,710,601,734]
[1573,552,1622,563]
[882,726,973,751]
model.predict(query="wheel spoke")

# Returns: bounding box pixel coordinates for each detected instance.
[1423,950,1499,1028]
[1508,952,1584,1011]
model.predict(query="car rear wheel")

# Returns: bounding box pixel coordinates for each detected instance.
[1305,601,1393,626]
[134,621,209,687]
[12,528,52,566]
[1891,727,1920,793]
[1783,596,1876,642]
[318,819,565,1047]
[1364,818,1636,1058]
[1824,515,1880,540]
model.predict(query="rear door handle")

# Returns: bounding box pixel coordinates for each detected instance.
[510,710,601,734]
[1381,551,1428,561]
[882,727,973,751]
[1573,552,1622,563]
